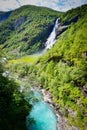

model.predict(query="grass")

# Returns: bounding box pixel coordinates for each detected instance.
[8,55,40,64]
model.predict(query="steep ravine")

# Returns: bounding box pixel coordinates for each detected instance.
[3,4,87,130]
[5,59,84,130]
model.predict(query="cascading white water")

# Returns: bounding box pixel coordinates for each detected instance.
[31,18,60,55]
[45,18,60,49]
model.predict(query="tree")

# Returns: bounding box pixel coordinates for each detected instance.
[0,62,32,130]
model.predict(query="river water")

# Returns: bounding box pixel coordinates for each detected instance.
[26,91,57,130]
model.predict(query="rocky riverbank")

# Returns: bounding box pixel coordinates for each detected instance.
[37,86,79,130]
[40,89,65,130]
[19,79,80,130]
[19,80,79,130]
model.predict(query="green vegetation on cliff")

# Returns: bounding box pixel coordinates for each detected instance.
[36,6,87,129]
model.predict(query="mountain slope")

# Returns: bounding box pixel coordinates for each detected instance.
[35,5,87,130]
[0,4,87,58]
[0,5,63,57]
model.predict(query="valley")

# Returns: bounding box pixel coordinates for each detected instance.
[0,4,87,130]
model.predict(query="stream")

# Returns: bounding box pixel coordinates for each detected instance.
[25,90,58,130]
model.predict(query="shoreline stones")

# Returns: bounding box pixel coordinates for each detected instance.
[38,88,65,130]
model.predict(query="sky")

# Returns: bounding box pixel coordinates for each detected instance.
[0,0,87,12]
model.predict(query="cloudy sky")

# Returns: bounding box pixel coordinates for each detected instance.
[0,0,87,12]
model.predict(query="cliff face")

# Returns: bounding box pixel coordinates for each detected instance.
[56,14,81,38]
[13,16,26,29]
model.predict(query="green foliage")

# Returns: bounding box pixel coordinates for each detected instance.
[61,4,87,23]
[28,5,87,129]
[0,62,32,130]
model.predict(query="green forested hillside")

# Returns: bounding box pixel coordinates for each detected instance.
[61,4,87,23]
[0,5,62,57]
[35,6,87,129]
[0,5,87,58]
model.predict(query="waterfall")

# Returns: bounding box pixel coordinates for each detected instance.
[45,18,60,49]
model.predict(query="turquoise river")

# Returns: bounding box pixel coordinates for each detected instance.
[26,91,58,130]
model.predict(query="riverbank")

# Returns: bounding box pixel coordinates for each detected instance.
[40,88,65,130]
[36,86,79,130]
[19,77,79,130]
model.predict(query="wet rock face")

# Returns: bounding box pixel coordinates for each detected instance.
[56,15,81,39]
[83,83,87,96]
[52,18,69,40]
[13,16,26,29]
[56,24,68,37]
